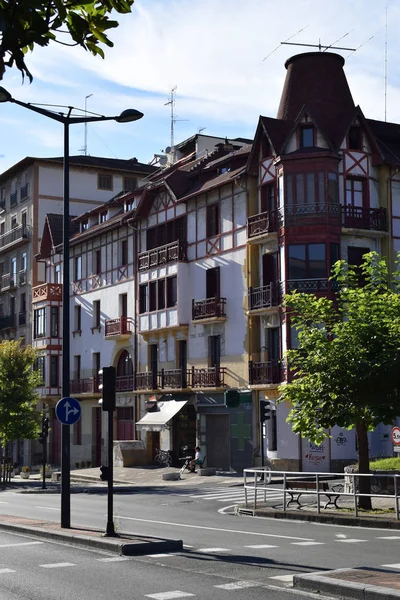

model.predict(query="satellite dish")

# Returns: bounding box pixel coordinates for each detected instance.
[159,156,167,165]
[165,146,172,153]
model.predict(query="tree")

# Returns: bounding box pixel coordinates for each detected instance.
[0,0,135,81]
[0,340,42,483]
[279,252,400,509]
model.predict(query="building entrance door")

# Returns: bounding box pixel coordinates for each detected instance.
[206,414,230,470]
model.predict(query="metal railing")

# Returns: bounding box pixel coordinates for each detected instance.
[192,297,226,320]
[0,224,31,249]
[135,366,226,390]
[341,205,387,231]
[248,283,279,310]
[249,360,281,385]
[116,375,134,392]
[247,210,277,238]
[243,468,400,519]
[0,314,16,330]
[138,240,188,271]
[104,316,134,337]
[70,377,100,394]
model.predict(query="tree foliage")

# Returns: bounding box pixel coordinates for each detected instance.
[279,252,400,487]
[0,0,135,81]
[0,339,42,451]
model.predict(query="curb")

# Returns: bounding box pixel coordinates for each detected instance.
[0,522,183,556]
[293,569,400,599]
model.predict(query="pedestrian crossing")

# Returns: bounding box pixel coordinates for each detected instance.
[176,486,285,504]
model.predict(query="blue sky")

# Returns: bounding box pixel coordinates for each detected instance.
[1,0,399,173]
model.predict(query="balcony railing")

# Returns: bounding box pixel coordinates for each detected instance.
[116,375,135,392]
[249,360,281,385]
[1,273,17,291]
[20,183,29,201]
[248,283,280,310]
[286,278,330,293]
[192,297,226,320]
[341,206,387,231]
[135,366,226,390]
[32,283,62,303]
[0,224,31,250]
[160,368,188,389]
[10,191,17,206]
[0,314,16,330]
[70,377,100,394]
[138,240,188,271]
[189,366,226,387]
[136,371,156,390]
[247,210,277,238]
[105,316,134,337]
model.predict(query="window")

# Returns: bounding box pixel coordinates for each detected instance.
[99,210,108,223]
[50,355,59,387]
[33,307,46,338]
[10,190,17,206]
[149,281,157,312]
[300,125,314,148]
[94,250,101,275]
[81,220,89,232]
[206,204,220,238]
[11,215,17,228]
[55,264,62,284]
[208,335,220,368]
[166,276,177,307]
[74,256,82,281]
[93,300,101,329]
[0,222,4,236]
[206,267,220,299]
[327,172,339,204]
[123,177,137,192]
[50,306,59,337]
[288,244,326,280]
[34,356,45,385]
[120,240,128,266]
[261,183,275,213]
[20,293,26,313]
[348,246,369,284]
[157,279,165,310]
[74,355,81,380]
[139,284,148,314]
[98,174,112,190]
[93,352,101,376]
[120,293,128,318]
[20,252,27,272]
[345,177,365,208]
[11,257,17,281]
[125,199,134,212]
[348,126,362,151]
[20,182,29,200]
[146,216,187,251]
[330,243,340,270]
[74,305,81,332]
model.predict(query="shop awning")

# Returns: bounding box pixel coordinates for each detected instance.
[136,399,188,432]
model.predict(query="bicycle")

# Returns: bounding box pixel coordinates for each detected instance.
[154,448,172,468]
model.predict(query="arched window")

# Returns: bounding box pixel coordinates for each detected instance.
[116,350,133,377]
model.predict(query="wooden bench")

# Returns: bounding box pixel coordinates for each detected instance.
[285,480,343,509]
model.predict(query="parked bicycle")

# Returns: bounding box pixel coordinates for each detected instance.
[154,448,172,468]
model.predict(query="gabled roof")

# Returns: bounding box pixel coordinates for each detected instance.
[37,214,79,259]
[45,155,156,174]
[366,118,400,165]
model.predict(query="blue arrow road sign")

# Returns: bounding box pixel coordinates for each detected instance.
[56,397,81,425]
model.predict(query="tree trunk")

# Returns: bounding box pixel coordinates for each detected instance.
[356,421,372,510]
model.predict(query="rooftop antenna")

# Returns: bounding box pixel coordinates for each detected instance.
[164,86,189,163]
[259,25,309,65]
[281,39,356,52]
[384,2,388,121]
[80,93,93,155]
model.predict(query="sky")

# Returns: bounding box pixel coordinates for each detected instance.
[1,0,400,173]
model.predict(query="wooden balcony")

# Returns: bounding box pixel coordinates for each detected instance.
[341,206,387,232]
[104,316,134,338]
[116,375,134,392]
[189,366,226,387]
[160,368,188,389]
[138,240,188,271]
[192,297,226,321]
[248,283,280,311]
[136,371,156,390]
[0,224,31,252]
[70,377,100,395]
[249,360,281,386]
[135,366,226,390]
[247,210,277,240]
[32,283,62,303]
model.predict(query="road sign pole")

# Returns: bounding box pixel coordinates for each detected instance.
[105,406,116,536]
[56,397,81,529]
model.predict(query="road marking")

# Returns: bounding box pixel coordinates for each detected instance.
[291,541,324,546]
[198,547,231,553]
[377,536,400,540]
[336,539,367,543]
[147,554,178,558]
[35,506,60,510]
[214,581,261,590]
[40,562,76,568]
[0,541,43,548]
[0,501,9,504]
[0,569,16,574]
[382,563,400,569]
[115,515,313,541]
[97,557,130,562]
[245,544,278,549]
[269,574,294,583]
[183,545,193,548]
[218,505,237,515]
[145,593,195,599]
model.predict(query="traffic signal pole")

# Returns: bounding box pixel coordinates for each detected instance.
[105,406,115,537]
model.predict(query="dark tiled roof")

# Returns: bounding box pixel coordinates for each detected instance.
[260,116,293,155]
[367,118,400,165]
[69,208,134,247]
[46,213,79,247]
[45,155,156,174]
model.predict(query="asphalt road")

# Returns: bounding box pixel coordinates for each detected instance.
[0,484,400,598]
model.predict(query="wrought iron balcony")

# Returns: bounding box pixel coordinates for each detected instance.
[116,375,135,392]
[135,371,156,390]
[70,377,100,394]
[249,360,281,385]
[1,273,17,291]
[0,313,16,330]
[189,366,226,387]
[192,297,226,321]
[0,224,31,251]
[248,283,280,310]
[341,206,387,231]
[159,368,188,389]
[286,278,330,293]
[32,283,62,303]
[135,366,226,390]
[247,210,277,239]
[105,316,134,338]
[138,240,188,271]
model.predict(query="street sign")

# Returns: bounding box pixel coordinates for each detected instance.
[391,426,400,446]
[56,397,81,425]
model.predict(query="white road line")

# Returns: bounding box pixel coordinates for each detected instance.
[218,504,237,515]
[183,545,193,548]
[245,544,278,549]
[214,581,261,590]
[0,569,16,574]
[0,541,43,548]
[40,562,76,569]
[269,574,294,583]
[291,541,325,546]
[116,515,313,541]
[198,547,231,553]
[97,557,130,562]
[0,501,9,504]
[34,506,60,510]
[145,592,195,599]
[377,536,400,540]
[382,563,400,569]
[336,539,367,543]
[147,554,178,558]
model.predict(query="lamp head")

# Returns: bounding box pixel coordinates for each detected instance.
[116,108,144,123]
[0,87,12,103]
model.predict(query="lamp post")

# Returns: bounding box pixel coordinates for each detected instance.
[0,87,143,528]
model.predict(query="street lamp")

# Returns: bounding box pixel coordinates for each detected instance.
[0,87,143,528]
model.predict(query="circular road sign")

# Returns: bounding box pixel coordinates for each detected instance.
[391,426,400,446]
[56,397,81,426]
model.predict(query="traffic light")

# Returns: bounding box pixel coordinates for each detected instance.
[225,390,240,408]
[100,465,110,481]
[260,400,271,423]
[42,417,49,436]
[38,432,45,445]
[99,366,116,412]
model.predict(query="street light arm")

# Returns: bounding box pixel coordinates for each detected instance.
[10,98,66,123]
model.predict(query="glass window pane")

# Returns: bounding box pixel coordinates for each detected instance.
[306,173,315,206]
[308,244,326,278]
[288,245,306,279]
[296,174,305,204]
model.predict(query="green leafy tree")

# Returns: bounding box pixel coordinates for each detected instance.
[279,252,400,509]
[0,0,135,81]
[0,340,42,482]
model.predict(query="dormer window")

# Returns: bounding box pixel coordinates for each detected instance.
[81,220,89,232]
[300,125,314,148]
[348,126,362,151]
[219,165,231,175]
[125,199,134,212]
[99,210,108,224]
